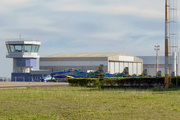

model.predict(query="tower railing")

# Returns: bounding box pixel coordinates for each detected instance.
[6,38,40,41]
[6,52,39,56]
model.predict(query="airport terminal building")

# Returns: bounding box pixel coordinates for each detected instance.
[40,53,143,75]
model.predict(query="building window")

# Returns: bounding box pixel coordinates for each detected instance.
[9,45,15,52]
[35,45,40,52]
[24,45,32,52]
[15,45,23,52]
[32,45,40,52]
[6,45,10,52]
[8,44,40,52]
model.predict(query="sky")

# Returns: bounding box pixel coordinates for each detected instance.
[0,0,180,77]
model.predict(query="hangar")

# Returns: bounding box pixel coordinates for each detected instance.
[40,53,143,75]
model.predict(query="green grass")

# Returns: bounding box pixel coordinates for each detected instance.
[0,87,180,120]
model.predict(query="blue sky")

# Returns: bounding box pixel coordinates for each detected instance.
[0,0,179,77]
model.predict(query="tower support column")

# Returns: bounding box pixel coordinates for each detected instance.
[165,0,169,88]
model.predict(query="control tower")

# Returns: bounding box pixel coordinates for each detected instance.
[6,39,41,81]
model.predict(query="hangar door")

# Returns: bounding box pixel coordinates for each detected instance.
[108,62,142,75]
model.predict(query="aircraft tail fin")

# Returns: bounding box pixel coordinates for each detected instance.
[156,70,162,77]
[122,67,129,77]
[171,72,175,77]
[142,69,148,77]
[162,74,165,77]
[97,64,104,76]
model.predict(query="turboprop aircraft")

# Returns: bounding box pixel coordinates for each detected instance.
[43,65,152,82]
[50,64,105,81]
[51,68,87,80]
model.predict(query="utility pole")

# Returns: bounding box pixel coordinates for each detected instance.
[165,0,169,89]
[154,44,160,73]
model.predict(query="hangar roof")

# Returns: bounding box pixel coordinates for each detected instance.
[42,53,143,63]
[44,53,133,57]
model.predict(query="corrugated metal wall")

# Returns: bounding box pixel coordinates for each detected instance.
[40,61,108,66]
[40,57,108,72]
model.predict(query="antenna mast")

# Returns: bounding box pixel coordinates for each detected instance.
[165,0,169,88]
[169,0,178,77]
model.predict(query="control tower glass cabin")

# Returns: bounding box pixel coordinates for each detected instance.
[6,39,41,81]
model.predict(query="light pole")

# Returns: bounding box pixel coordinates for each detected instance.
[154,44,160,74]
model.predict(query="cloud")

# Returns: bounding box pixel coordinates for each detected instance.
[40,0,165,18]
[0,0,31,14]
[0,0,180,77]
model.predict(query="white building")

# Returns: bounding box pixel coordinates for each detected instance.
[40,53,143,75]
[5,39,41,81]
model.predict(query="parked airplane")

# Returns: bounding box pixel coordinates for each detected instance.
[43,65,152,82]
[49,64,105,81]
[51,68,87,80]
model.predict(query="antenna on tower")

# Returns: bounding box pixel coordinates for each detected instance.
[19,34,21,40]
[168,0,178,85]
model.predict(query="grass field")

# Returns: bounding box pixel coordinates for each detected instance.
[0,86,180,120]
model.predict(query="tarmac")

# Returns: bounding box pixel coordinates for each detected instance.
[0,82,69,88]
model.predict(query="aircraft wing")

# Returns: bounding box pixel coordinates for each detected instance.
[53,74,74,78]
[66,75,74,78]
